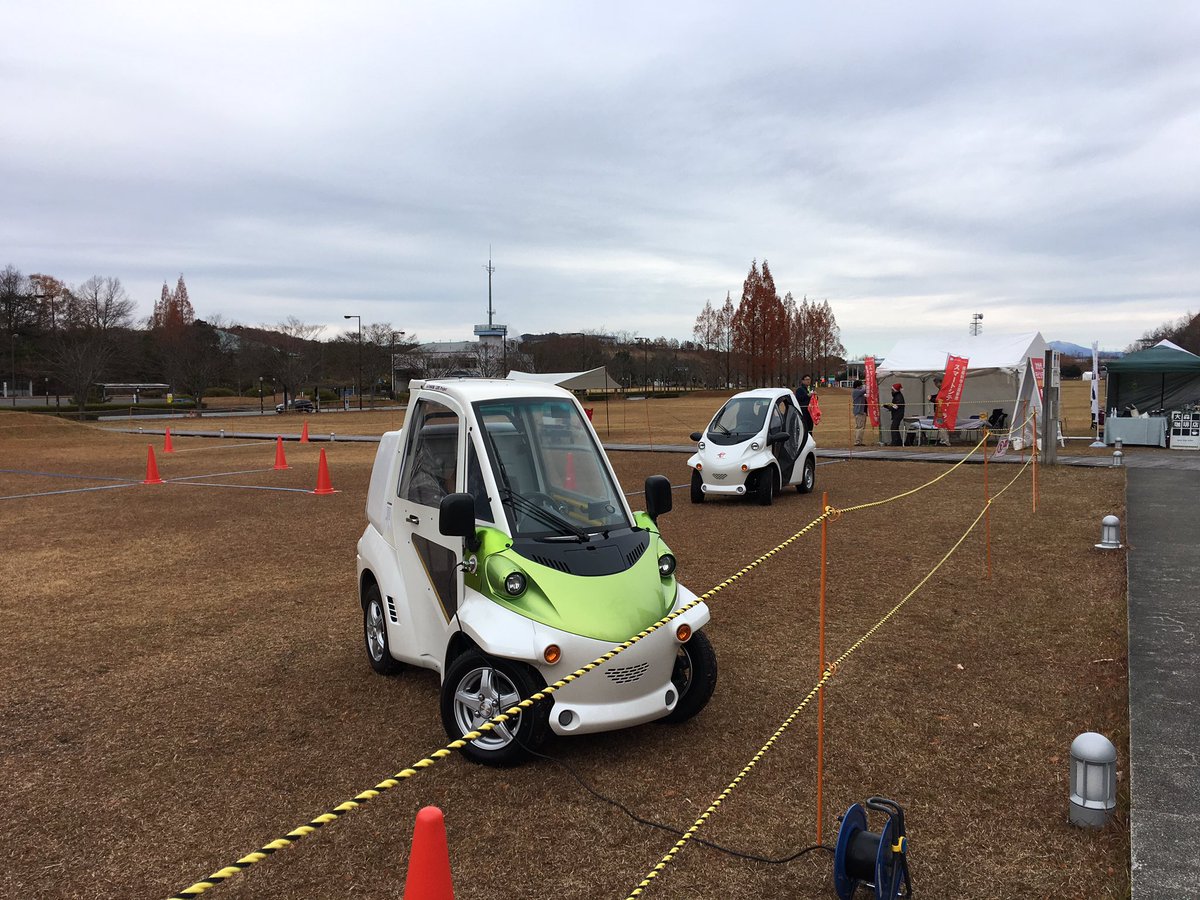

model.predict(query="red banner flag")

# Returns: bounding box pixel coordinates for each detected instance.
[1030,357,1044,400]
[864,357,880,427]
[935,355,969,429]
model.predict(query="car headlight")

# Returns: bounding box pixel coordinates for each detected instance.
[658,554,677,577]
[504,571,527,596]
[698,440,705,450]
[751,440,761,451]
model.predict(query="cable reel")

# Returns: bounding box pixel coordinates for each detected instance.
[833,796,912,899]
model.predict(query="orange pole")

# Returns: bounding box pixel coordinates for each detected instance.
[984,432,992,580]
[816,491,828,845]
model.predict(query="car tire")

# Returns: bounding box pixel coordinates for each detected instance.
[690,469,704,504]
[660,630,718,724]
[440,650,550,766]
[756,467,776,506]
[797,455,816,494]
[363,584,401,675]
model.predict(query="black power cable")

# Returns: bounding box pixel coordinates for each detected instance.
[518,738,834,865]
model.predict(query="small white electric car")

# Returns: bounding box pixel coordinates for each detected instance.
[687,387,817,505]
[356,378,717,765]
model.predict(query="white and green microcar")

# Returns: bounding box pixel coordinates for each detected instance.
[356,378,717,764]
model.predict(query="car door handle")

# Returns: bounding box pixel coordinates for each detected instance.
[406,514,420,525]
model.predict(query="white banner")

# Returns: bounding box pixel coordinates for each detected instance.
[1090,341,1100,422]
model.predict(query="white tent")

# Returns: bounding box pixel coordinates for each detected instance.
[505,367,620,391]
[876,331,1050,426]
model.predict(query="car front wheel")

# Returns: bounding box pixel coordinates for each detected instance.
[363,584,401,675]
[690,469,704,503]
[660,630,718,724]
[440,650,550,765]
[756,467,776,505]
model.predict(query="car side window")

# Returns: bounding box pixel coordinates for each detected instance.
[398,399,460,508]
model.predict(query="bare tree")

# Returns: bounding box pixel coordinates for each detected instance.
[47,276,136,412]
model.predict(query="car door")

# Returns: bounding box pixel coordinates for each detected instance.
[390,395,465,672]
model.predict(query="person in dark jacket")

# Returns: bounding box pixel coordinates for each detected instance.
[851,380,867,445]
[883,382,906,447]
[795,374,814,432]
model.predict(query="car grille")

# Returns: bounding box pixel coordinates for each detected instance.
[713,472,727,480]
[625,543,646,568]
[604,662,649,685]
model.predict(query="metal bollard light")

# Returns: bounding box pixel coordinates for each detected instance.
[1095,515,1122,550]
[1111,449,1123,467]
[220,428,225,439]
[1114,437,1123,451]
[1069,732,1117,827]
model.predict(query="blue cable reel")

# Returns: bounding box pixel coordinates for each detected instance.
[833,797,912,899]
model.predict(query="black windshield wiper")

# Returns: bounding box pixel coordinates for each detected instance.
[499,487,589,541]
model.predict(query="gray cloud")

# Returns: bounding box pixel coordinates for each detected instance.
[3,1,1197,354]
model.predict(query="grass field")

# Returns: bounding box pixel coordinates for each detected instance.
[0,395,1130,900]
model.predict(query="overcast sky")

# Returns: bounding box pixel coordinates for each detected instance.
[4,2,1197,355]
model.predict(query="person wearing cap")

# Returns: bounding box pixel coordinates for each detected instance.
[883,382,906,447]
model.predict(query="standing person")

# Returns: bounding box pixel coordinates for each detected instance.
[928,379,951,446]
[851,380,868,445]
[883,382,906,447]
[795,374,814,433]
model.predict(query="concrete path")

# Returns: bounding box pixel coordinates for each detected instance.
[1127,467,1200,897]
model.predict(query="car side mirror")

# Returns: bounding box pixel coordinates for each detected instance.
[644,475,673,524]
[439,492,480,552]
[767,429,788,444]
[689,431,703,442]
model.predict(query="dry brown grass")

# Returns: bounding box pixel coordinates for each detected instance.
[0,409,1128,899]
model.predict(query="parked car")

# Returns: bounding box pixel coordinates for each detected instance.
[687,387,817,505]
[276,398,315,413]
[355,378,717,764]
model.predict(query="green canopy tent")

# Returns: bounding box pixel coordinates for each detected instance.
[1105,341,1200,415]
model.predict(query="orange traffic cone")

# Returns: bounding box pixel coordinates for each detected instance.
[403,806,454,900]
[312,447,337,494]
[163,426,175,453]
[273,435,290,470]
[564,451,576,490]
[300,420,310,443]
[143,445,164,484]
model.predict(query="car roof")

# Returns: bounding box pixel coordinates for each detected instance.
[408,377,577,405]
[726,388,795,402]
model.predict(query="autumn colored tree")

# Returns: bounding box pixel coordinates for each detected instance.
[731,260,787,386]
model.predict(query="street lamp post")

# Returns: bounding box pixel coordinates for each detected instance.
[9,334,18,407]
[390,330,406,398]
[258,376,264,414]
[635,337,650,395]
[344,314,362,410]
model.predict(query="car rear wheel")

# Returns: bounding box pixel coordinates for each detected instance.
[440,650,550,766]
[363,584,401,675]
[660,630,718,724]
[690,469,704,503]
[797,455,816,494]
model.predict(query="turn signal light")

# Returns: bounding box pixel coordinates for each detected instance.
[676,623,692,642]
[696,463,702,471]
[741,464,749,472]
[543,644,561,664]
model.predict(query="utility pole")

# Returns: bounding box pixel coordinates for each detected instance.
[344,314,362,409]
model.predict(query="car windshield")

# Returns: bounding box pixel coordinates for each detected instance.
[707,396,772,445]
[475,397,630,539]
